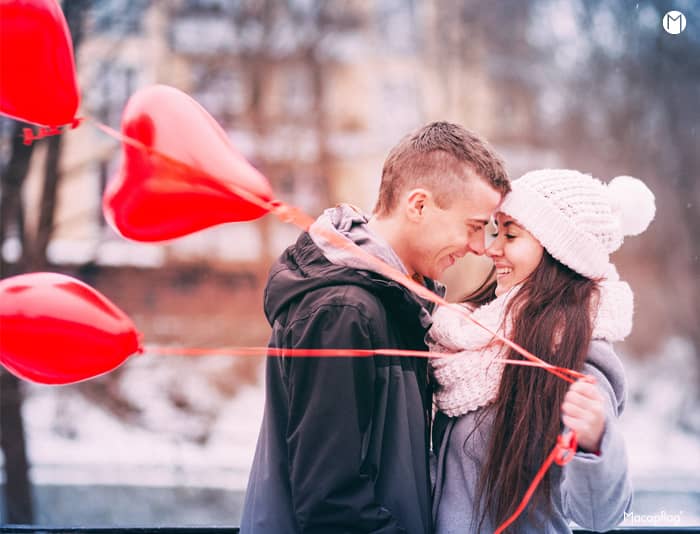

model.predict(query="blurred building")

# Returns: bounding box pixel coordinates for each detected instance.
[21,0,556,297]
[5,1,699,526]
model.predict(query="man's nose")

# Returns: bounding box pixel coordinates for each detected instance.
[467,234,486,256]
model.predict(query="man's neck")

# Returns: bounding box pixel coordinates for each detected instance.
[367,215,416,278]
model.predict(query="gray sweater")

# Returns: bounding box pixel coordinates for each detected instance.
[432,340,633,533]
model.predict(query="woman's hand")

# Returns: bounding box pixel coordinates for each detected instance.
[561,379,606,453]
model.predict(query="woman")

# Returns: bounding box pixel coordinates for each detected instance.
[428,169,655,533]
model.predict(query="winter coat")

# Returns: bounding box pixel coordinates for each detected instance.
[431,340,633,533]
[241,223,443,534]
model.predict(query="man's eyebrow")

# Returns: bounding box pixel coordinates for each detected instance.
[467,218,490,226]
[502,221,523,230]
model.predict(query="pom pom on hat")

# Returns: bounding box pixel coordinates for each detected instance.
[607,176,656,237]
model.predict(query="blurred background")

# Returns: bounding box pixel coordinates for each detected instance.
[0,0,698,528]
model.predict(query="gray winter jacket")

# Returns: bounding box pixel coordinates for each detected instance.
[432,340,633,533]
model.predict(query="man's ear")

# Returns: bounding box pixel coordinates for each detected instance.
[405,188,431,221]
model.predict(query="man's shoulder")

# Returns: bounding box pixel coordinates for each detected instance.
[300,283,387,321]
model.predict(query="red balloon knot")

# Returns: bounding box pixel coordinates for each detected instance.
[22,124,72,145]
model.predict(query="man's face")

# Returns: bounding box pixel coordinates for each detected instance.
[405,177,503,280]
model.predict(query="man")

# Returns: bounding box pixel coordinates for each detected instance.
[241,122,509,533]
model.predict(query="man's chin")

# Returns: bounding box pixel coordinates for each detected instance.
[417,261,451,281]
[435,259,458,279]
[429,266,449,281]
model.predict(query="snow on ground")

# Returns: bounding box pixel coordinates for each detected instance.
[618,337,700,489]
[22,354,265,490]
[616,337,700,526]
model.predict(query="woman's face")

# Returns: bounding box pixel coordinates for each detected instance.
[486,213,544,296]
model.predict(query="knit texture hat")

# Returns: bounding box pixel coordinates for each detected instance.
[500,170,656,279]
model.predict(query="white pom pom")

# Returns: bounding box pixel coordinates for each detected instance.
[607,176,656,236]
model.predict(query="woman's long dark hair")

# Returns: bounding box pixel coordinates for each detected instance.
[462,251,598,531]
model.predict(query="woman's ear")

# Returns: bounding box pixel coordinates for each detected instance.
[405,188,430,221]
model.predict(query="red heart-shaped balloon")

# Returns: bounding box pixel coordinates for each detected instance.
[103,85,275,242]
[0,0,80,126]
[0,272,141,385]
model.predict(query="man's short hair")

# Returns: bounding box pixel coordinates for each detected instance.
[373,122,510,216]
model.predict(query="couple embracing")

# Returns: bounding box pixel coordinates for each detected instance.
[241,122,655,533]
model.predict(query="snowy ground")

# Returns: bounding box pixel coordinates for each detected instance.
[2,337,699,526]
[615,337,700,527]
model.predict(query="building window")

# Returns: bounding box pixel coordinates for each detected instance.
[85,62,137,129]
[91,0,149,35]
[170,16,237,55]
[191,67,248,125]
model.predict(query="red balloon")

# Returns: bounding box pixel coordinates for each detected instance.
[0,273,141,384]
[0,0,80,126]
[103,85,275,242]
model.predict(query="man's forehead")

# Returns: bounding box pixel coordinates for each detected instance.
[452,192,501,220]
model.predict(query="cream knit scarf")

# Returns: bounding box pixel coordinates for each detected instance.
[428,265,633,417]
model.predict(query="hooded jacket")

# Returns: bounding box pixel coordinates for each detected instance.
[241,205,444,534]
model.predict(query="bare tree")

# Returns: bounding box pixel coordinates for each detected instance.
[0,0,91,522]
[0,123,37,524]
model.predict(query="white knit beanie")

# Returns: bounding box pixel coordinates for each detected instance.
[499,170,656,279]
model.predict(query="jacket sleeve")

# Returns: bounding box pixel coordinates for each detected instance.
[559,341,633,531]
[284,301,408,534]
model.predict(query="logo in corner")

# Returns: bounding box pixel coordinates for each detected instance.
[663,11,686,35]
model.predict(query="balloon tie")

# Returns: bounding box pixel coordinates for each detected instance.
[22,117,85,145]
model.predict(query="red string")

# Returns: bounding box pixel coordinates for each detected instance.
[493,358,587,383]
[144,347,588,384]
[144,345,443,358]
[493,430,578,534]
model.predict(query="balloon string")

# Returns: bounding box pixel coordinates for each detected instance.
[144,345,442,358]
[143,346,583,383]
[493,430,578,534]
[492,359,586,383]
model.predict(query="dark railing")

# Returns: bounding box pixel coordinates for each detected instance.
[0,529,240,534]
[2,527,700,533]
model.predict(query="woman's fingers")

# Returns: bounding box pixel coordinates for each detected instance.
[561,399,591,420]
[562,379,606,452]
[567,379,603,401]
